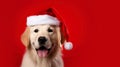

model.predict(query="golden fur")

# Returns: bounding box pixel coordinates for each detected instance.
[21,25,65,67]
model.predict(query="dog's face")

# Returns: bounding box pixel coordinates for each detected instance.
[30,25,58,58]
[21,24,65,58]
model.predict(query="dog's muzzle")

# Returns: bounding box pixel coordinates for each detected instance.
[35,36,52,58]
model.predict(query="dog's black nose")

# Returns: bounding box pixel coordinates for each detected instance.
[38,37,47,44]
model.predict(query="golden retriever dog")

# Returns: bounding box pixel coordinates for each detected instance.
[21,24,65,67]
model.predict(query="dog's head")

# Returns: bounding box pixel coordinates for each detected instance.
[21,24,65,58]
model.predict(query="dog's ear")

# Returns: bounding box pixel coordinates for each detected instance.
[21,27,30,47]
[56,26,66,45]
[60,30,66,44]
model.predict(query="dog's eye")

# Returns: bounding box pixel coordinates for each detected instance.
[48,28,53,32]
[34,29,39,33]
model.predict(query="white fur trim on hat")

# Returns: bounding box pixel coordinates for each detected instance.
[27,14,60,26]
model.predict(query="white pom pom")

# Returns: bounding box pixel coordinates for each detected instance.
[64,42,73,50]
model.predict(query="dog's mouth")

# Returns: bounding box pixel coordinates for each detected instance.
[36,46,51,58]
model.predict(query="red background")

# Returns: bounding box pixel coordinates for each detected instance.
[0,0,120,67]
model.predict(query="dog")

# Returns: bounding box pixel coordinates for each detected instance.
[21,24,65,67]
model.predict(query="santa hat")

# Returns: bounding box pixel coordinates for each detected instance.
[27,8,73,50]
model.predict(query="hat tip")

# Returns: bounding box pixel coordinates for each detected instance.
[64,42,73,50]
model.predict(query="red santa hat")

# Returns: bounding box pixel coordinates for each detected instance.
[27,8,73,50]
